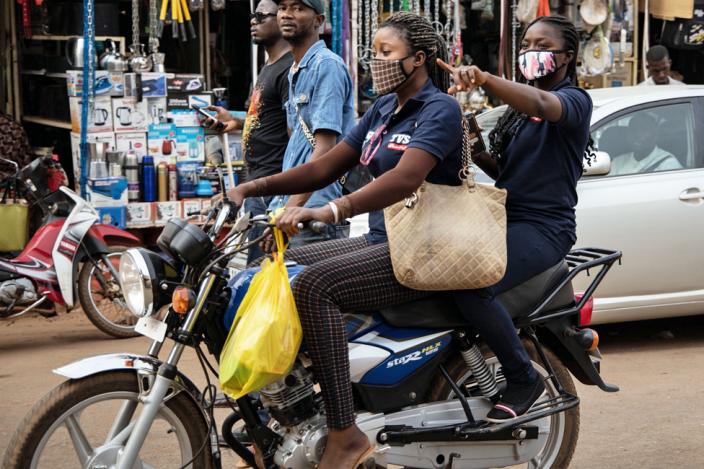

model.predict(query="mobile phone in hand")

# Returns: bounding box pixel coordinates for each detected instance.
[464,112,486,158]
[192,105,225,131]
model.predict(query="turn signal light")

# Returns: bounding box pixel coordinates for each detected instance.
[574,291,594,327]
[564,327,600,351]
[172,287,195,314]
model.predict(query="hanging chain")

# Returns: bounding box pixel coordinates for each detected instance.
[86,0,95,116]
[433,0,441,34]
[389,0,393,18]
[371,0,378,36]
[511,0,518,82]
[413,0,420,16]
[132,0,140,47]
[149,0,159,53]
[423,0,430,21]
[444,0,452,43]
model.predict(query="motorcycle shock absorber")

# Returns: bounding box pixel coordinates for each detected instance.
[457,331,500,402]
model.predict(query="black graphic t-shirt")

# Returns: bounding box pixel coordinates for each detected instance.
[242,51,294,181]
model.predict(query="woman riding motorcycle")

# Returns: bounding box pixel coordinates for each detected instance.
[224,13,594,469]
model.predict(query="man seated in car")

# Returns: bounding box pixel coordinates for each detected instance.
[609,112,682,175]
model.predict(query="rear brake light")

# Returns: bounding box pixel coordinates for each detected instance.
[574,291,594,327]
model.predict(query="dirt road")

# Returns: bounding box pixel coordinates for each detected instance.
[1,311,703,468]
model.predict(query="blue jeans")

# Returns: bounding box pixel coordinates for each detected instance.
[244,196,276,266]
[453,223,573,387]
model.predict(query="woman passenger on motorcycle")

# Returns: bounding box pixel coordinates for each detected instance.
[225,13,593,469]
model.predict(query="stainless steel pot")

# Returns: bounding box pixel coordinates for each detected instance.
[129,44,153,72]
[66,37,97,70]
[99,39,129,72]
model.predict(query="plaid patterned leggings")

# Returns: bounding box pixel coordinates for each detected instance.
[268,236,432,429]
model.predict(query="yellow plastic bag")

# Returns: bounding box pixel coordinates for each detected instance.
[219,210,302,399]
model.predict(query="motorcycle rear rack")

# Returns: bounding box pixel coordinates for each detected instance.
[514,247,622,328]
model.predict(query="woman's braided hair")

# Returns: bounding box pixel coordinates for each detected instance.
[488,15,596,166]
[379,12,452,94]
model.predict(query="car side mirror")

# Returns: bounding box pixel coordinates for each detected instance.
[583,151,611,176]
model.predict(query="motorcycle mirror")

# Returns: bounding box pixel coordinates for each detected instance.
[234,211,252,233]
[206,137,224,167]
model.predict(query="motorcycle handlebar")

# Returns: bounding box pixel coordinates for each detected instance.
[252,219,327,233]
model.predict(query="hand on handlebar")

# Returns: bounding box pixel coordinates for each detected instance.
[274,206,333,236]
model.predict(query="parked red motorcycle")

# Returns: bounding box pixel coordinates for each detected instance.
[0,154,142,338]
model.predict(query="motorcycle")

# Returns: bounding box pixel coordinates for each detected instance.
[0,154,142,337]
[2,148,622,469]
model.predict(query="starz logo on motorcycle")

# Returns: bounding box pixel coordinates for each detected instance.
[386,342,442,368]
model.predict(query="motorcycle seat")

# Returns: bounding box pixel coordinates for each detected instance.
[378,260,575,329]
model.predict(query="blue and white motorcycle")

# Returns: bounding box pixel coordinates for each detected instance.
[3,162,622,469]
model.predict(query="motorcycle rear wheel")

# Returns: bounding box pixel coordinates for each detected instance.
[1,371,212,469]
[78,246,139,338]
[424,337,580,469]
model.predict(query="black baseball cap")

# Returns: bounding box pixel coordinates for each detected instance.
[273,0,324,15]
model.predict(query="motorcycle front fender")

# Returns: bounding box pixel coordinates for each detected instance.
[87,224,141,248]
[54,353,208,420]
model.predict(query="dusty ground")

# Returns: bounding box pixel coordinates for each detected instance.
[1,310,702,468]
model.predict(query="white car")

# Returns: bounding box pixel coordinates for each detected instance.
[351,86,704,324]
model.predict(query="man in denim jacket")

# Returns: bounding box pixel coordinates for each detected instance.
[262,0,355,251]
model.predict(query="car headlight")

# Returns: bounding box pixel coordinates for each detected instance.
[119,249,155,318]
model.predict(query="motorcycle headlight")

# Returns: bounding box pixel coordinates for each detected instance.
[120,248,155,318]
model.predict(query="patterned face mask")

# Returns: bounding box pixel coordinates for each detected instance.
[518,49,567,81]
[370,53,418,95]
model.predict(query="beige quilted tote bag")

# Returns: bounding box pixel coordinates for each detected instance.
[383,119,508,291]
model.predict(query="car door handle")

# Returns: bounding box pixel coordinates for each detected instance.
[679,190,704,201]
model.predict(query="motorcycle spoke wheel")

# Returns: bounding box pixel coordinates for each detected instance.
[426,338,579,469]
[78,248,140,338]
[3,371,210,469]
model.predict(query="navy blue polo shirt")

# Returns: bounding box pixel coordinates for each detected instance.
[495,78,592,245]
[344,78,463,244]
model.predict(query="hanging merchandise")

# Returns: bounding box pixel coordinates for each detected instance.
[583,27,614,75]
[129,0,154,71]
[433,0,442,34]
[580,0,608,32]
[332,0,342,55]
[212,0,225,11]
[79,0,96,198]
[472,0,487,10]
[536,0,549,17]
[516,0,538,24]
[188,0,204,10]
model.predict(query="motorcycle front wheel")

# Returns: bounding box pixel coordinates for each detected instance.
[2,371,212,469]
[78,246,139,338]
[424,337,580,469]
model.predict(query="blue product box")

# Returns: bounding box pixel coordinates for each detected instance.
[140,73,167,97]
[176,127,205,163]
[97,206,126,229]
[87,177,128,207]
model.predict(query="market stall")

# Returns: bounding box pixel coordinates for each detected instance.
[3,0,704,246]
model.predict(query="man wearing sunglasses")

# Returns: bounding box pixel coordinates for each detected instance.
[254,0,354,252]
[202,0,293,263]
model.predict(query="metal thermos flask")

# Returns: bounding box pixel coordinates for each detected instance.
[168,164,178,201]
[157,163,168,201]
[142,156,155,202]
[124,153,140,202]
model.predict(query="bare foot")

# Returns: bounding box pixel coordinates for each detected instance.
[319,425,372,469]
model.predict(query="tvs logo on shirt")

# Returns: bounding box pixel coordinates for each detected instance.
[388,133,410,151]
